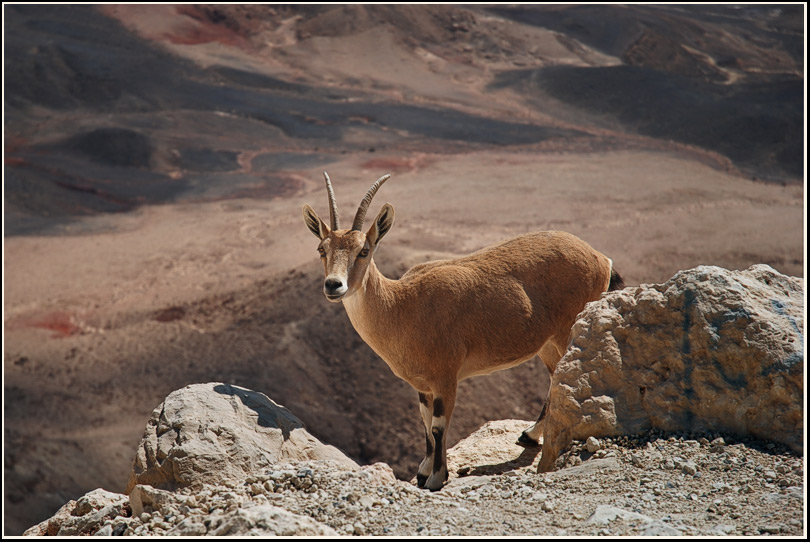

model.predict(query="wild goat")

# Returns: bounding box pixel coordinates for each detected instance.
[303,172,623,490]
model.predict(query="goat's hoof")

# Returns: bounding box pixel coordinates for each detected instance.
[516,432,540,448]
[416,473,428,488]
[424,471,448,491]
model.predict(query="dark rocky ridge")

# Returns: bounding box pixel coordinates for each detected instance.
[4,4,803,236]
[4,5,584,236]
[488,4,804,181]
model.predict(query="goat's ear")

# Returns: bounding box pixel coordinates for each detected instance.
[303,204,329,239]
[367,203,395,246]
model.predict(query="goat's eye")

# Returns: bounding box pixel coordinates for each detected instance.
[317,247,326,257]
[358,247,370,258]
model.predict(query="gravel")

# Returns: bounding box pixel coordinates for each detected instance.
[106,428,804,536]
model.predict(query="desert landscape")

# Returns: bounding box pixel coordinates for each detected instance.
[3,4,804,535]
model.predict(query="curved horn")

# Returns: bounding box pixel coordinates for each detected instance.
[352,174,391,231]
[323,171,339,230]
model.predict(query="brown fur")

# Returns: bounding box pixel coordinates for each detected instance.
[303,176,617,490]
[342,231,612,383]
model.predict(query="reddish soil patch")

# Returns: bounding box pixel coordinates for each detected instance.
[5,156,27,166]
[5,137,29,166]
[154,307,186,323]
[10,311,82,338]
[163,6,249,48]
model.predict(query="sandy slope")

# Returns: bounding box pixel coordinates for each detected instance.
[4,149,803,534]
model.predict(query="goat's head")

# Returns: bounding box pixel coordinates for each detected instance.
[303,172,395,302]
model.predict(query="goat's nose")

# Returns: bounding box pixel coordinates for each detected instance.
[324,276,347,297]
[324,277,343,291]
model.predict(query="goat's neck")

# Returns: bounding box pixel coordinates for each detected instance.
[342,259,399,352]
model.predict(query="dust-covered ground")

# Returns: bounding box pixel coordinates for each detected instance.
[78,427,805,537]
[3,4,805,535]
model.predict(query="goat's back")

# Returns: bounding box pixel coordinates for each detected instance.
[389,231,612,378]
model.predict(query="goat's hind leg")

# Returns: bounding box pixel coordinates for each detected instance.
[416,392,435,488]
[517,387,549,447]
[518,340,565,447]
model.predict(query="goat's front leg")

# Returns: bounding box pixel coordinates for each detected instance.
[416,391,434,488]
[424,383,456,491]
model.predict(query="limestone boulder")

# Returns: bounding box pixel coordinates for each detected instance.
[586,505,682,536]
[201,504,338,536]
[22,489,128,536]
[128,484,187,518]
[445,419,538,482]
[538,265,804,471]
[126,382,358,493]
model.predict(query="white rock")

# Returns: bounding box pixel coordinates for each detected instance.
[129,485,184,518]
[126,383,358,492]
[539,266,804,472]
[444,419,536,481]
[209,504,335,536]
[169,517,207,536]
[587,505,681,535]
[93,524,113,536]
[24,489,128,536]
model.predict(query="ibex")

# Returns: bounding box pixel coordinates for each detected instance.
[303,172,623,490]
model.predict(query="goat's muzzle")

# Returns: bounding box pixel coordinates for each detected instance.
[324,276,348,301]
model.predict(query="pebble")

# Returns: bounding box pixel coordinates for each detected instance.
[93,524,113,536]
[32,427,803,537]
[586,437,601,453]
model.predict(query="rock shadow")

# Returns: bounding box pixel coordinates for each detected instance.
[213,383,302,440]
[461,446,541,478]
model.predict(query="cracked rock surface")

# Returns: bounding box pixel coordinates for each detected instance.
[126,383,358,493]
[540,264,804,471]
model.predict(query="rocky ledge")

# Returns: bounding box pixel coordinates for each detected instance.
[25,265,804,536]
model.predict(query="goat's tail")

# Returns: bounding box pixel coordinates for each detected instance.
[608,266,625,292]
